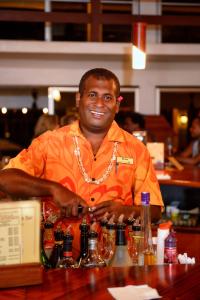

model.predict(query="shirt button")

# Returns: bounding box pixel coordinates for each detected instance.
[91,197,95,202]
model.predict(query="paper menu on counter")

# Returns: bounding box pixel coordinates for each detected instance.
[0,200,41,266]
[147,142,164,169]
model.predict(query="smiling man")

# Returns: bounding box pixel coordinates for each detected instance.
[0,68,163,252]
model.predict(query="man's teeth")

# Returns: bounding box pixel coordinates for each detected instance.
[91,111,104,116]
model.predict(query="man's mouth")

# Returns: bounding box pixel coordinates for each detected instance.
[90,110,105,118]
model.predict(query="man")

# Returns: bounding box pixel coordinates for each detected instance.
[0,68,163,250]
[176,116,200,165]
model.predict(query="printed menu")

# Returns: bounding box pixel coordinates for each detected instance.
[0,200,40,265]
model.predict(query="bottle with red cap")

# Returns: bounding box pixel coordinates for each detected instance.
[157,221,172,265]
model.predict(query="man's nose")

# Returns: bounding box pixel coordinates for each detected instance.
[95,95,104,106]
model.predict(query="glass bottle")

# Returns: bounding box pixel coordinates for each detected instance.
[58,231,78,268]
[98,218,108,258]
[43,221,54,259]
[40,219,51,268]
[131,221,142,265]
[109,222,133,267]
[103,222,116,264]
[164,230,178,264]
[126,215,135,255]
[80,230,106,268]
[77,218,90,265]
[138,192,156,265]
[49,228,63,268]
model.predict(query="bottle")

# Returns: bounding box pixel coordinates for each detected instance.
[126,215,135,255]
[109,221,133,267]
[43,221,54,259]
[103,222,116,264]
[49,228,63,268]
[131,220,142,265]
[58,231,78,268]
[164,230,178,264]
[138,192,156,265]
[77,218,90,265]
[80,230,106,268]
[98,218,108,258]
[40,219,51,268]
[156,221,172,265]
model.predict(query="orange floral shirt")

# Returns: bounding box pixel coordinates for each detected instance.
[5,120,163,254]
[6,120,163,207]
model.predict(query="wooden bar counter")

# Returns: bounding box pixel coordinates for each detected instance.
[158,165,200,188]
[1,264,200,299]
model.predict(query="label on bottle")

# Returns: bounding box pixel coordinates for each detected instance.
[63,251,72,257]
[164,247,177,264]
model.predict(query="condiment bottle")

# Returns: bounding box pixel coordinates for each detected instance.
[157,221,172,265]
[164,229,178,264]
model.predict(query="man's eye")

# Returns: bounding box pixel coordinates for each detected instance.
[88,92,96,98]
[104,95,113,102]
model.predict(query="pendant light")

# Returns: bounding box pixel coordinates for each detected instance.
[132,22,147,69]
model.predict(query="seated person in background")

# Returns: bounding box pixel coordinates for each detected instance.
[123,111,145,133]
[60,110,79,126]
[0,68,163,252]
[123,111,155,142]
[34,114,60,138]
[176,116,200,166]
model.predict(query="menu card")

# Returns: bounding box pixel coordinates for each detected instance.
[147,142,164,169]
[0,200,41,266]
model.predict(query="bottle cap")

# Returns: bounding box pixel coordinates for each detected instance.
[54,229,63,241]
[44,222,54,229]
[106,223,116,230]
[141,192,150,205]
[159,221,172,229]
[88,231,98,239]
[132,225,141,231]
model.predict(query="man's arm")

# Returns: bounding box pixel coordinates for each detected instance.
[0,168,88,216]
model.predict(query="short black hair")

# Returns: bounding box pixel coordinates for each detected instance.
[124,111,146,129]
[79,68,120,97]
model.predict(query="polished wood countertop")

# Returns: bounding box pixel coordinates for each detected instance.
[158,165,200,188]
[1,264,200,299]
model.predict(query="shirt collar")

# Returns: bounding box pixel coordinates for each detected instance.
[69,120,125,143]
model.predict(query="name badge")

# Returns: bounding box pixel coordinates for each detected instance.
[117,156,133,165]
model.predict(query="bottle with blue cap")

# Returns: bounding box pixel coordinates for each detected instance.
[138,192,156,265]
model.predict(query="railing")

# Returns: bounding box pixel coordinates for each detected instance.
[0,0,200,42]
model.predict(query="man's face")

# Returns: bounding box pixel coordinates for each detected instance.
[76,76,119,134]
[190,118,200,139]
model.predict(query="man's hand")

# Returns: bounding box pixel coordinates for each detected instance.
[89,200,134,222]
[50,183,88,217]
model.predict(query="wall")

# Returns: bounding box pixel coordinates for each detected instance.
[0,41,200,114]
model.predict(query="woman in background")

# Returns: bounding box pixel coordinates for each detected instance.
[34,114,60,138]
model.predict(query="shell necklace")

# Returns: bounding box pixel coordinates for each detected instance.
[73,135,118,185]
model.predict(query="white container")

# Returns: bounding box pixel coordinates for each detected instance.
[156,222,171,265]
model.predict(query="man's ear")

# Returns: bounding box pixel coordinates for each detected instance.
[76,92,81,108]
